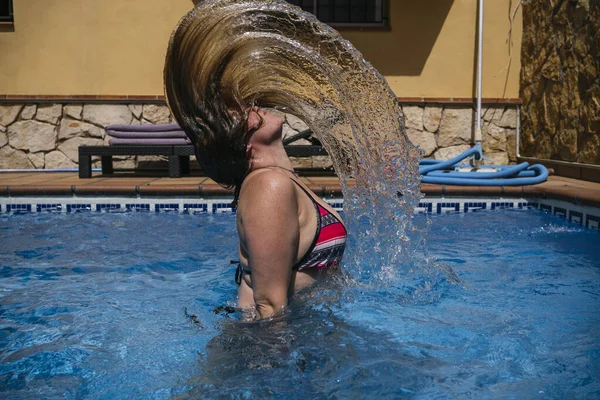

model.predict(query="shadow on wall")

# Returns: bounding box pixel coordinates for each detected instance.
[341,0,454,76]
[190,0,455,77]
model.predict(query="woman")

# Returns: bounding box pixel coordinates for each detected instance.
[164,9,346,320]
[234,107,347,319]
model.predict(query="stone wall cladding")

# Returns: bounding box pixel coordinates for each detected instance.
[0,103,175,170]
[520,0,599,164]
[403,104,517,165]
[0,103,517,170]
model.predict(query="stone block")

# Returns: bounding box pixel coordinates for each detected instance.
[554,128,578,161]
[8,120,57,152]
[482,124,508,153]
[142,104,171,124]
[506,130,517,162]
[83,104,133,127]
[483,152,509,166]
[312,155,333,169]
[28,152,45,169]
[64,105,83,120]
[0,105,23,127]
[423,106,442,133]
[433,144,471,161]
[114,157,137,169]
[0,131,7,147]
[541,51,562,82]
[437,108,474,147]
[534,131,553,159]
[402,106,424,131]
[128,104,143,119]
[406,128,437,157]
[576,133,600,164]
[498,108,518,129]
[137,155,168,169]
[59,118,104,140]
[45,150,77,169]
[482,107,504,125]
[36,104,62,125]
[282,124,298,141]
[266,108,286,119]
[289,156,312,169]
[0,146,34,169]
[286,114,309,132]
[58,136,104,162]
[21,105,37,120]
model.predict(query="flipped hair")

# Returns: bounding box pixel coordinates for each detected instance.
[163,11,255,205]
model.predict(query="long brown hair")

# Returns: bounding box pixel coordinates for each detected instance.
[164,7,254,205]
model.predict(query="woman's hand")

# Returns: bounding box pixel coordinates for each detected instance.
[237,170,299,319]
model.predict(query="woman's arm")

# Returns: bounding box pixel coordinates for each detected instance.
[237,171,299,319]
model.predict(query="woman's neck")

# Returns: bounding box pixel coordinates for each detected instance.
[249,140,294,172]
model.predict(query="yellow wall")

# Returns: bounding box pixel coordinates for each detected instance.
[0,0,521,98]
[0,0,191,95]
[343,0,522,98]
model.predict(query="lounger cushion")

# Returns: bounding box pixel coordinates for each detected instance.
[106,123,182,132]
[106,129,188,139]
[108,138,191,145]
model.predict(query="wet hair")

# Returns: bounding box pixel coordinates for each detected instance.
[163,10,261,206]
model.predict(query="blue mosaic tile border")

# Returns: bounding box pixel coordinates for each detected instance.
[530,199,600,230]
[0,197,597,230]
[213,203,235,214]
[6,204,32,213]
[155,203,179,212]
[37,204,62,213]
[183,203,208,214]
[67,204,92,213]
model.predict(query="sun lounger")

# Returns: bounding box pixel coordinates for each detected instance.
[78,125,328,178]
[78,124,193,178]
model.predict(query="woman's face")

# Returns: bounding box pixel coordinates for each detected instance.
[246,107,284,145]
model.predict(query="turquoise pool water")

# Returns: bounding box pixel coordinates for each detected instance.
[0,210,599,399]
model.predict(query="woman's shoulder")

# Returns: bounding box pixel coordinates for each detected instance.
[239,169,297,205]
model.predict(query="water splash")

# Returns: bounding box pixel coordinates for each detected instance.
[166,0,423,282]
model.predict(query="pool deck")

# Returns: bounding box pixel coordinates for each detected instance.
[0,171,599,208]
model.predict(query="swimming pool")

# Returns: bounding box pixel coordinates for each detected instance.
[1,209,599,399]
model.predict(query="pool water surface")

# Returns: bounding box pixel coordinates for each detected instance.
[0,210,599,399]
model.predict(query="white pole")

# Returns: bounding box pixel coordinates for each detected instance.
[475,0,484,144]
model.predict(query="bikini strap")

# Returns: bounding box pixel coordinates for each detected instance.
[289,178,321,205]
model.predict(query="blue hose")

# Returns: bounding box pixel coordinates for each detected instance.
[419,146,548,186]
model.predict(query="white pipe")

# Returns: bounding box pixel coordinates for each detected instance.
[516,105,520,157]
[475,0,484,144]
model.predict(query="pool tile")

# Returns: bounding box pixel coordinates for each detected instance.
[587,214,600,230]
[213,203,235,214]
[464,202,487,212]
[569,210,583,225]
[155,203,180,212]
[437,202,460,214]
[36,204,63,212]
[183,203,208,214]
[553,207,567,218]
[126,204,151,212]
[6,204,32,213]
[96,204,122,212]
[67,204,92,213]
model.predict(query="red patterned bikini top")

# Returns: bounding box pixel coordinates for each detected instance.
[290,179,347,271]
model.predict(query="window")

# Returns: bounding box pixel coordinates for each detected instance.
[0,0,13,23]
[287,0,388,28]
